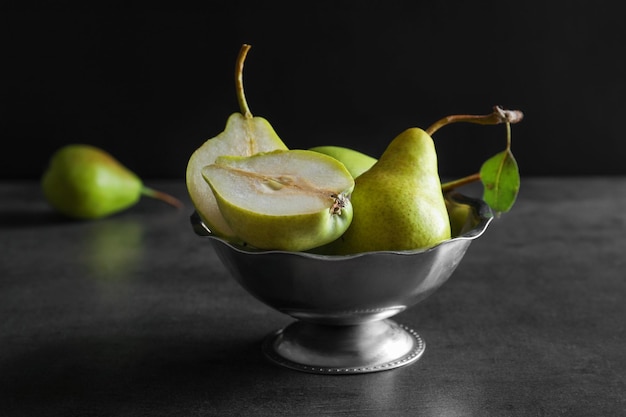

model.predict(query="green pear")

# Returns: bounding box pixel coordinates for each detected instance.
[186,113,287,239]
[327,127,451,254]
[202,150,354,251]
[445,198,474,238]
[186,44,287,240]
[309,145,377,178]
[42,144,182,219]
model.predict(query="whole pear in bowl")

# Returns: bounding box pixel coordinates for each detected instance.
[324,127,451,255]
[309,145,377,178]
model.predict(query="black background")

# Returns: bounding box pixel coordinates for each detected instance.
[3,1,625,180]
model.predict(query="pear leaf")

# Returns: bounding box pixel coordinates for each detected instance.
[479,149,520,214]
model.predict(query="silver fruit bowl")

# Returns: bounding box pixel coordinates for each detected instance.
[191,192,493,374]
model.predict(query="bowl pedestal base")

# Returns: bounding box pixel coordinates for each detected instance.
[261,319,425,374]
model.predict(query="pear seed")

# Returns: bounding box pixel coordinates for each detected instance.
[264,178,285,190]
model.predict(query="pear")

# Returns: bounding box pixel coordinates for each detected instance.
[445,198,474,237]
[186,44,287,240]
[201,150,354,252]
[42,144,182,219]
[309,145,377,178]
[327,127,451,254]
[187,113,287,239]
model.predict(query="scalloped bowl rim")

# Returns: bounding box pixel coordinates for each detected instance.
[192,192,494,260]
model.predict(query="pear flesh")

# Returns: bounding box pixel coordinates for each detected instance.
[202,150,354,252]
[186,112,288,240]
[328,128,451,254]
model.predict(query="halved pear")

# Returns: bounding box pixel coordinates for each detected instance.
[187,113,287,238]
[186,44,287,240]
[201,150,354,252]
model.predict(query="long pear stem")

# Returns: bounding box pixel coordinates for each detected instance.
[426,106,524,136]
[441,173,481,192]
[235,44,253,118]
[141,187,184,209]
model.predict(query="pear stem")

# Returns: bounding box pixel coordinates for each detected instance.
[441,173,481,192]
[141,187,184,210]
[235,44,253,119]
[426,106,524,136]
[505,120,512,150]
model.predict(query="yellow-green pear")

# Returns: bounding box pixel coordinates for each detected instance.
[202,150,354,252]
[446,198,474,237]
[186,113,287,239]
[186,44,287,240]
[328,127,451,254]
[42,144,182,219]
[309,145,377,178]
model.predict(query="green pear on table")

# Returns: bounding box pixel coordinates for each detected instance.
[202,150,354,252]
[186,44,287,241]
[42,144,182,219]
[309,145,377,178]
[323,127,451,254]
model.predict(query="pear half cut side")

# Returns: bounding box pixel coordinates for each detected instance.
[186,113,288,240]
[202,150,354,252]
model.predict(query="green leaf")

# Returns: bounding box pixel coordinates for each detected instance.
[479,149,520,213]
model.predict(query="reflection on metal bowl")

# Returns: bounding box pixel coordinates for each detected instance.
[191,192,493,374]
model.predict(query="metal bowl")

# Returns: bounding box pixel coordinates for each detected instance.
[191,192,493,374]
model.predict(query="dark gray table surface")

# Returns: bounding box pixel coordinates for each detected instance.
[1,177,625,416]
